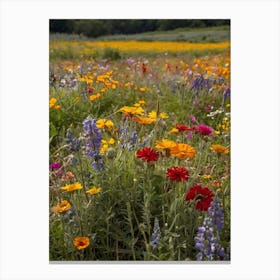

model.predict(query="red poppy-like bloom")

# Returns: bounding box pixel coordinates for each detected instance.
[166,166,189,182]
[193,124,213,136]
[185,184,214,211]
[175,123,193,132]
[136,147,159,162]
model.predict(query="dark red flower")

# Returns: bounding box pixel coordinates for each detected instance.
[136,147,159,162]
[175,123,193,132]
[185,184,214,211]
[192,124,213,136]
[166,166,189,182]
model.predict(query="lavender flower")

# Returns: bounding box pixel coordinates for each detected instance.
[83,116,104,171]
[194,195,228,261]
[128,130,138,151]
[66,129,81,152]
[190,75,211,92]
[208,195,224,232]
[150,217,161,250]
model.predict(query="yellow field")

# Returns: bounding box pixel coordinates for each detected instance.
[50,40,230,54]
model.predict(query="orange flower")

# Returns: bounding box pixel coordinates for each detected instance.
[54,200,71,213]
[170,143,196,160]
[133,116,156,125]
[73,237,90,250]
[89,93,101,101]
[210,144,229,154]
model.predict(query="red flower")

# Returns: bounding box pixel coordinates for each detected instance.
[136,147,159,162]
[166,166,189,182]
[192,124,213,136]
[185,184,214,211]
[175,123,193,132]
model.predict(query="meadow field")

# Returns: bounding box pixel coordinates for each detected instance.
[49,35,230,261]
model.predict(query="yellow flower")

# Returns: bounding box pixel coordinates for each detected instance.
[202,174,211,179]
[108,138,115,145]
[148,111,169,120]
[139,87,147,92]
[100,144,109,154]
[54,200,71,213]
[89,93,101,101]
[96,119,114,129]
[155,139,177,150]
[133,116,156,125]
[60,182,83,192]
[169,128,179,134]
[86,186,101,195]
[73,237,90,250]
[49,98,57,108]
[170,143,196,160]
[210,144,229,154]
[215,130,221,135]
[119,106,144,116]
[54,105,61,110]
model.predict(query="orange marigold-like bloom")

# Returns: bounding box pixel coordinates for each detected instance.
[60,182,83,192]
[89,93,101,101]
[170,143,196,159]
[73,237,90,250]
[54,200,71,213]
[210,144,229,154]
[133,116,156,125]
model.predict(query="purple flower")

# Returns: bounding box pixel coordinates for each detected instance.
[194,195,228,261]
[189,115,197,123]
[83,116,104,171]
[49,162,62,170]
[190,75,211,92]
[66,129,81,152]
[185,132,193,140]
[208,195,225,232]
[150,217,161,250]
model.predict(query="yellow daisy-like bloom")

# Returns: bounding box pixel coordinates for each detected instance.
[202,174,212,179]
[96,119,114,129]
[169,128,179,134]
[86,186,101,195]
[60,182,83,192]
[132,116,156,125]
[119,106,144,116]
[100,143,109,154]
[210,144,229,154]
[54,200,71,213]
[89,93,101,101]
[148,111,169,120]
[73,237,90,250]
[54,105,61,110]
[49,98,57,108]
[108,138,115,145]
[170,143,196,160]
[155,139,177,150]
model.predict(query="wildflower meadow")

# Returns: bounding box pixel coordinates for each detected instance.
[49,20,230,261]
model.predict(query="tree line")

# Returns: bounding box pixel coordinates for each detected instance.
[50,19,230,38]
